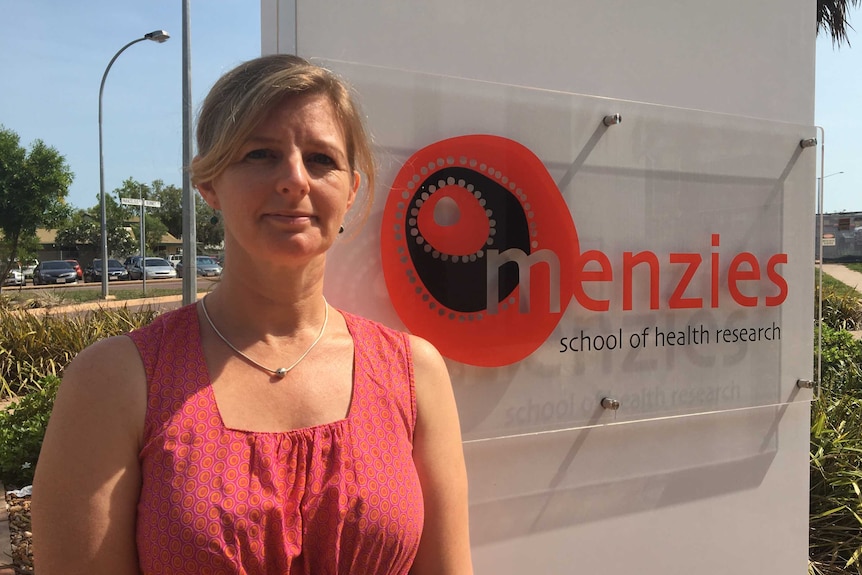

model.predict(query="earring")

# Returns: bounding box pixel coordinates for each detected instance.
[210,214,219,225]
[339,225,345,234]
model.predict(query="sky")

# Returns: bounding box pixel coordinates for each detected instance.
[0,2,859,213]
[816,12,862,214]
[0,1,261,211]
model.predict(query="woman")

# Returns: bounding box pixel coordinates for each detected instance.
[32,54,472,575]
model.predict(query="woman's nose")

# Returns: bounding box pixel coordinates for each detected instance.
[276,152,310,196]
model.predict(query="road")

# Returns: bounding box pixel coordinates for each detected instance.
[5,276,219,294]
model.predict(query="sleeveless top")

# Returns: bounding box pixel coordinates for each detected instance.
[127,304,424,575]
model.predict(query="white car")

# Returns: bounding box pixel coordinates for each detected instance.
[3,267,24,286]
[167,254,183,268]
[21,260,38,283]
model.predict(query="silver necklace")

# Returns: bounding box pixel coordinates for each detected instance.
[200,295,329,378]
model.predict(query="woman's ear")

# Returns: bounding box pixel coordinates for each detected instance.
[192,155,221,210]
[196,180,221,211]
[347,171,360,210]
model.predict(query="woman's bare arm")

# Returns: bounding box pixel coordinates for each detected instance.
[31,335,147,575]
[408,335,473,575]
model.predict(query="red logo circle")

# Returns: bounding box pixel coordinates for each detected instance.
[381,135,578,366]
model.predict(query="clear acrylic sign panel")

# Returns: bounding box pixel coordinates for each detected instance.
[322,60,815,442]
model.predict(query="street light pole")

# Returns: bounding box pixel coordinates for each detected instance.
[98,30,169,299]
[817,171,845,215]
[181,0,198,305]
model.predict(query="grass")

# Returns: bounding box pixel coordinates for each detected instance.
[823,272,861,297]
[59,287,182,303]
[846,263,862,276]
[820,272,862,332]
[0,286,184,309]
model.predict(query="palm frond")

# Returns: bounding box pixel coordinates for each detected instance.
[818,0,861,47]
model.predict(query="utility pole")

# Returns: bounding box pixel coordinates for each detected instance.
[181,0,197,305]
[120,194,161,296]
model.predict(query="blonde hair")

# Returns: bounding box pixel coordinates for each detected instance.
[191,54,375,210]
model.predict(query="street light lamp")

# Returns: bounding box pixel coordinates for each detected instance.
[817,171,845,215]
[98,30,170,298]
[818,171,845,181]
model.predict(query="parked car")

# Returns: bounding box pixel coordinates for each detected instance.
[176,256,223,278]
[167,254,183,268]
[128,257,177,280]
[65,259,83,280]
[123,255,142,274]
[84,258,130,283]
[33,260,78,285]
[3,266,24,287]
[21,260,38,283]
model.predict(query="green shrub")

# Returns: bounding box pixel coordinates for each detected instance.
[810,391,862,575]
[819,324,862,398]
[0,375,60,487]
[810,270,862,574]
[0,306,158,399]
[819,275,862,332]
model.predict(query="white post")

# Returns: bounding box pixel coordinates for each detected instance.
[140,185,147,296]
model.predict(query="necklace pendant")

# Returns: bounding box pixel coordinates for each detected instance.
[274,367,289,378]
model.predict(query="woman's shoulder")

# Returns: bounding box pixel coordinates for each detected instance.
[58,333,148,437]
[338,309,411,349]
[127,302,197,341]
[339,309,447,380]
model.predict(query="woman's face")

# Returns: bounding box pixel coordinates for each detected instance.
[197,93,359,267]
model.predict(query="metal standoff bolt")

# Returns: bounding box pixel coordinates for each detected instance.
[796,379,815,389]
[601,397,621,410]
[603,113,622,127]
[799,138,817,148]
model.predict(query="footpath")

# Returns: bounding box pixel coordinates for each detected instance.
[0,293,202,573]
[821,263,862,291]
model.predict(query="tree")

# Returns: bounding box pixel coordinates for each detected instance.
[819,0,860,46]
[103,194,137,258]
[139,177,224,248]
[141,213,168,255]
[150,180,183,240]
[55,209,98,252]
[0,126,73,291]
[196,195,224,249]
[105,176,224,251]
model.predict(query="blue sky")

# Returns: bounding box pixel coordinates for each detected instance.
[816,13,862,213]
[0,1,261,210]
[0,2,858,213]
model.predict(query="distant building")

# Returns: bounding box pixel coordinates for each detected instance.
[34,227,182,265]
[815,211,862,261]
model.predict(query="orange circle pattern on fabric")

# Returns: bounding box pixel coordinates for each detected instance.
[129,305,424,574]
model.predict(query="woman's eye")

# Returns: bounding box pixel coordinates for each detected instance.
[308,153,335,166]
[244,149,272,160]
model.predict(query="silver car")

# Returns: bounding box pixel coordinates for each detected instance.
[176,256,223,278]
[129,257,178,280]
[3,267,24,286]
[21,260,38,283]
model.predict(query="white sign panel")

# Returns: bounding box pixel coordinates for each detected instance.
[324,61,814,441]
[120,198,161,208]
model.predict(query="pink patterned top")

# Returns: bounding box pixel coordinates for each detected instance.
[127,304,424,575]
